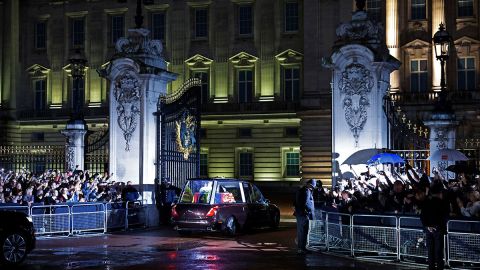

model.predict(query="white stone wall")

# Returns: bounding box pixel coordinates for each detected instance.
[331,44,395,166]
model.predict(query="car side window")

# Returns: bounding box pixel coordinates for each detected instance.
[214,181,244,204]
[242,183,253,203]
[251,185,264,203]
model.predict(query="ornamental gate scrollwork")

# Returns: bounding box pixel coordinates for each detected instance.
[156,78,202,188]
[339,63,374,146]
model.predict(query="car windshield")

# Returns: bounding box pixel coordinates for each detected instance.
[180,180,214,204]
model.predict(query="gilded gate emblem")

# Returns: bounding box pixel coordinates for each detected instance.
[175,111,197,160]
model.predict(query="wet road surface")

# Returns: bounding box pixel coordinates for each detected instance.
[12,223,422,270]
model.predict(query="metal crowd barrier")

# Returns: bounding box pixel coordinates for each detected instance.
[447,220,480,266]
[71,203,106,234]
[31,205,70,236]
[307,210,480,268]
[0,201,147,237]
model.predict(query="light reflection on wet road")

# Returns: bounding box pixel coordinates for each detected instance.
[10,224,421,270]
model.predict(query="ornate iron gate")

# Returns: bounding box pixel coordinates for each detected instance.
[85,126,110,174]
[156,79,201,188]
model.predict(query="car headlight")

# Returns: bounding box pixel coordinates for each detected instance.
[26,216,33,223]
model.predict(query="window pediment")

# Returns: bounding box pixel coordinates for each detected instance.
[185,54,213,69]
[402,39,430,57]
[275,49,303,65]
[229,51,258,67]
[26,64,50,77]
[454,36,480,55]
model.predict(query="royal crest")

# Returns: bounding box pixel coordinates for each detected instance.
[114,73,141,151]
[175,111,197,160]
[339,62,374,146]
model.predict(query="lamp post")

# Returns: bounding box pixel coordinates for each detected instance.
[68,49,87,122]
[426,23,457,178]
[432,23,452,90]
[432,23,453,107]
[62,50,88,172]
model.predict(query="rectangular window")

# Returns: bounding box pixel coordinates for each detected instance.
[458,57,476,91]
[238,70,253,103]
[71,17,85,47]
[458,0,474,17]
[284,2,298,32]
[200,153,208,177]
[366,0,381,21]
[35,21,47,49]
[111,15,125,44]
[34,79,47,110]
[238,128,252,138]
[151,12,166,41]
[192,71,209,104]
[195,8,208,38]
[411,0,426,20]
[283,67,300,101]
[410,59,428,92]
[238,5,253,36]
[72,78,85,110]
[239,152,253,177]
[285,152,300,177]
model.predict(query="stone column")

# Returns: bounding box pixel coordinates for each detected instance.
[61,121,87,171]
[424,112,458,177]
[103,28,177,203]
[386,0,400,92]
[431,0,445,92]
[327,10,400,167]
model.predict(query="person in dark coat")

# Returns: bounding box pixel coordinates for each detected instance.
[159,178,182,225]
[293,179,316,254]
[420,183,450,270]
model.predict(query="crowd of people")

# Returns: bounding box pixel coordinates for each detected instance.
[0,167,140,206]
[314,164,480,220]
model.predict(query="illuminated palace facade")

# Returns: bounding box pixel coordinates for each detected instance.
[0,0,479,186]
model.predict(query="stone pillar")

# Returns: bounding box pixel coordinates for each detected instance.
[386,0,400,92]
[103,28,177,203]
[431,0,445,92]
[61,121,87,171]
[424,112,458,177]
[327,10,400,167]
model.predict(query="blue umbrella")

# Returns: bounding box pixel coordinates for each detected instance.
[367,153,405,164]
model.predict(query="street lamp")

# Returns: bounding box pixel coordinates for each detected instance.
[68,49,87,122]
[432,23,453,113]
[432,23,453,92]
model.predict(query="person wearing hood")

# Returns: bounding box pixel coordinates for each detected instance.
[293,178,316,254]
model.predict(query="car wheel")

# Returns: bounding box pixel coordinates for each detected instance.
[1,232,28,265]
[270,210,280,229]
[224,216,238,236]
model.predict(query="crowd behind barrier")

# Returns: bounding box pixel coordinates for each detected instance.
[306,163,479,267]
[0,168,141,205]
[307,209,480,268]
[0,200,147,236]
[0,166,149,237]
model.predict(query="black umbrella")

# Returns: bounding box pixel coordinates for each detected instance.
[445,164,479,174]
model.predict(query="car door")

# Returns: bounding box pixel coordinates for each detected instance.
[246,183,269,226]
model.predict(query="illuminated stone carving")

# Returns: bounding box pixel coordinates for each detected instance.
[339,63,374,146]
[114,73,141,151]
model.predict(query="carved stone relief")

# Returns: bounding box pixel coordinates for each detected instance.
[115,29,163,57]
[114,72,141,151]
[434,127,448,150]
[339,62,374,146]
